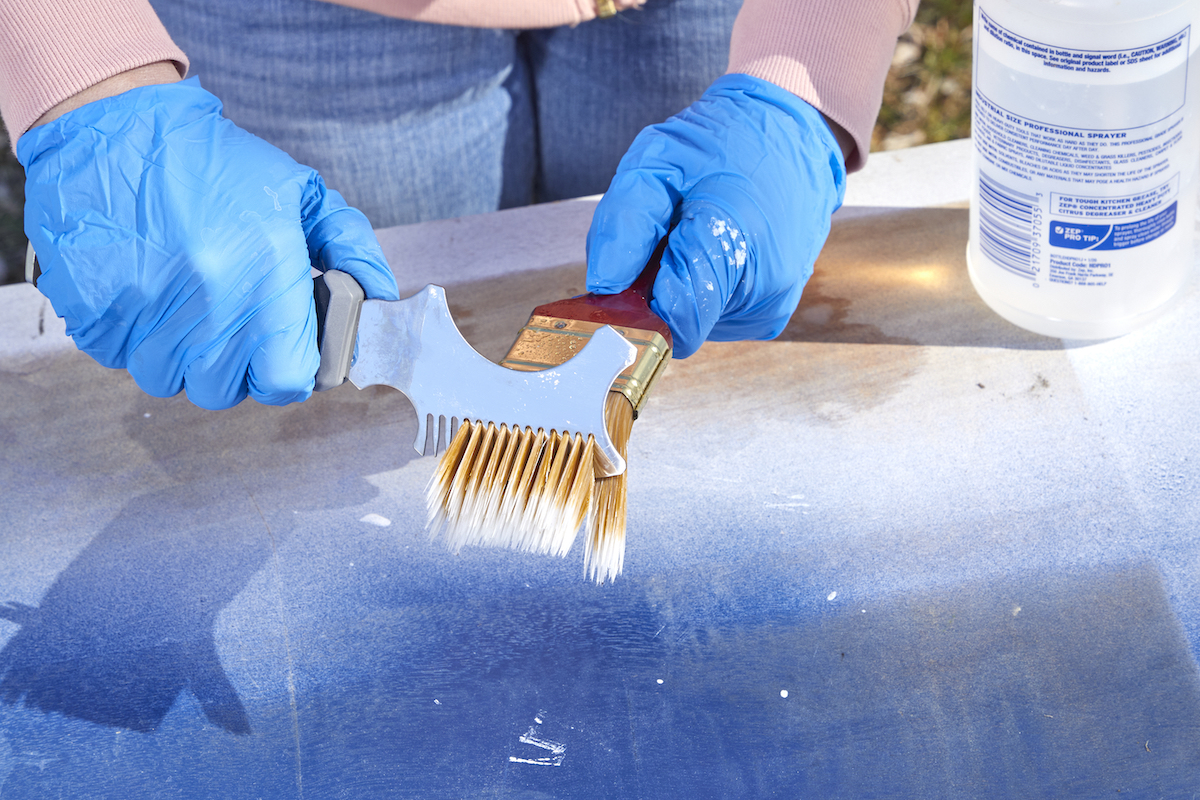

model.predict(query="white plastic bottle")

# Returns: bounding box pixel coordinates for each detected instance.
[967,0,1200,338]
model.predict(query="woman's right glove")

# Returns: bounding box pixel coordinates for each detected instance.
[586,74,847,358]
[19,77,399,410]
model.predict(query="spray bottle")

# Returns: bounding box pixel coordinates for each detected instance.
[967,0,1200,338]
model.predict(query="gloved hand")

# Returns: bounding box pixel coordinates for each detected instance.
[19,77,399,409]
[586,74,847,358]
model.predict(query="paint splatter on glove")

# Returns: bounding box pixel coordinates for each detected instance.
[19,77,399,409]
[586,74,847,359]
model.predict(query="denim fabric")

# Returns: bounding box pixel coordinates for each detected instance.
[151,0,741,228]
[524,0,743,202]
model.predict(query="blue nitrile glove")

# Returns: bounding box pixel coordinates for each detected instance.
[586,74,847,359]
[19,77,400,409]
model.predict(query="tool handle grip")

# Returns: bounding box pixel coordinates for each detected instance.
[25,243,41,285]
[531,239,672,346]
[313,270,365,392]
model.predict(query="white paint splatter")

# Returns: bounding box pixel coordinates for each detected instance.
[359,513,391,527]
[780,690,789,699]
[827,591,837,601]
[710,218,727,237]
[656,679,664,685]
[434,699,441,705]
[1012,605,1022,617]
[510,728,566,767]
[143,412,152,418]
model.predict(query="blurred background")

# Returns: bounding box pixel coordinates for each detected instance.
[0,0,973,286]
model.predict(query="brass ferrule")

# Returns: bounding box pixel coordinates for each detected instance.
[500,316,671,415]
[595,0,617,17]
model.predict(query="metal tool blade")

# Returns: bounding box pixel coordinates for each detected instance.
[348,285,637,477]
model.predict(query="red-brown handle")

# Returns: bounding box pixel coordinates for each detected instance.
[531,239,673,347]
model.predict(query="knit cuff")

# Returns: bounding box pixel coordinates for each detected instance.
[1,0,186,141]
[728,0,919,172]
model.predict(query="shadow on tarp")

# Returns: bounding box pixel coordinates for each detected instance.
[0,348,417,736]
[281,558,1200,799]
[784,207,1072,351]
[1,524,1198,798]
[0,480,264,733]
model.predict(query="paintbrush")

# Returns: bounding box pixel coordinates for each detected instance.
[428,249,673,582]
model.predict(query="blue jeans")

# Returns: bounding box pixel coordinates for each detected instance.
[151,0,742,229]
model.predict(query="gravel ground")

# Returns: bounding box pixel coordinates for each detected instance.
[0,0,973,286]
[873,0,973,152]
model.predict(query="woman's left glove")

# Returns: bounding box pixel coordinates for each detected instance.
[19,77,400,409]
[586,74,847,358]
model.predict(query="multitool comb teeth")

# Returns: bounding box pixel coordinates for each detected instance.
[348,285,636,477]
[420,413,463,457]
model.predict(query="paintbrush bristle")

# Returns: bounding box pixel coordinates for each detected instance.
[584,392,634,584]
[425,394,635,583]
[427,421,596,559]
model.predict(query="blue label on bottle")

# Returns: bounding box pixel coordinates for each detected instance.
[1050,202,1177,251]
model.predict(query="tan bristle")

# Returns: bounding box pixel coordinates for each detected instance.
[426,421,600,562]
[584,392,635,584]
[452,421,505,548]
[530,432,594,557]
[527,432,569,549]
[515,431,563,552]
[428,420,491,550]
[492,426,542,546]
[504,427,552,550]
[473,424,522,543]
[426,419,474,537]
[561,435,596,539]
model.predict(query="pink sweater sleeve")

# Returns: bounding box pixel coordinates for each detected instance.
[0,0,187,140]
[728,0,919,172]
[323,0,644,28]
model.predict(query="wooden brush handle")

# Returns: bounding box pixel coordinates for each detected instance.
[532,239,673,348]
